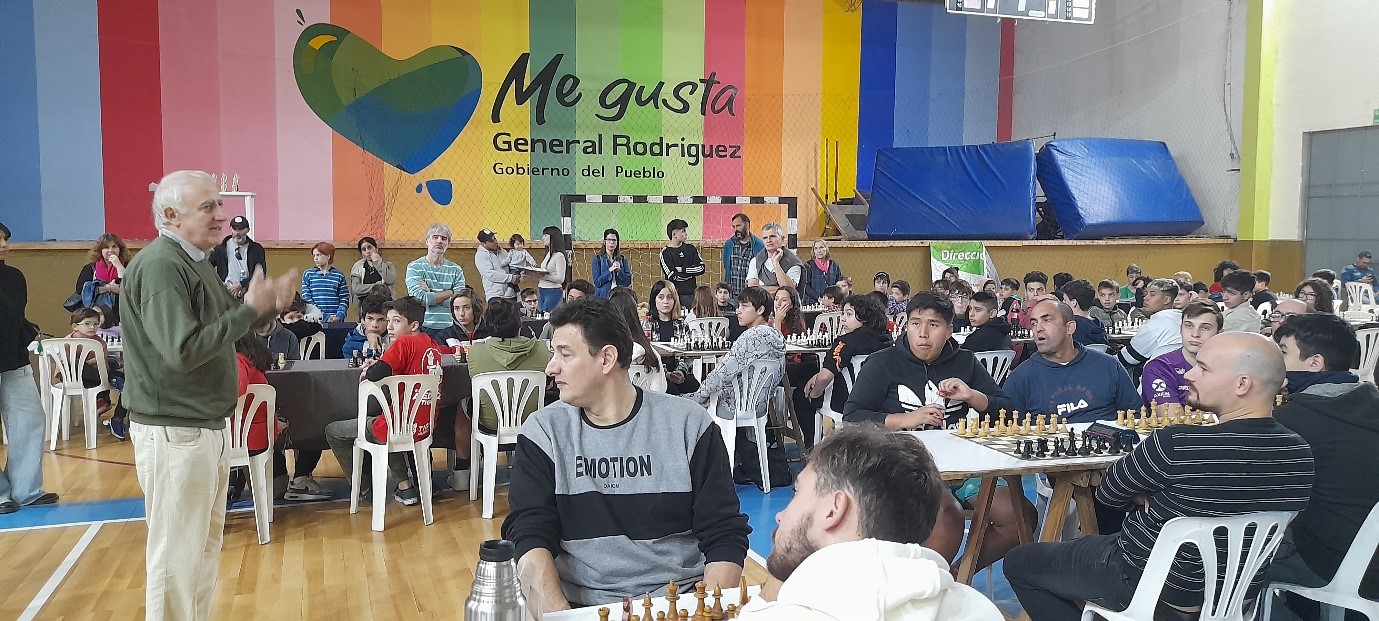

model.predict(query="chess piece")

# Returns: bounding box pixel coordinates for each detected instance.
[712,585,724,619]
[277,353,286,370]
[978,415,990,437]
[956,418,967,437]
[598,608,610,621]
[1036,414,1046,434]
[667,581,679,615]
[1036,438,1048,457]
[645,593,655,621]
[1116,409,1126,427]
[695,581,707,616]
[1276,394,1284,406]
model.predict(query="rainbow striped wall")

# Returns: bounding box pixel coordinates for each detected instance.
[0,0,1004,242]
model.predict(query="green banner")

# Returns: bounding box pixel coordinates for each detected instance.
[930,242,997,286]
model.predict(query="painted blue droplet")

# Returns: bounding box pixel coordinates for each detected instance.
[415,183,423,194]
[425,179,453,206]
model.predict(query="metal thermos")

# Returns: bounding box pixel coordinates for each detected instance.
[465,539,527,621]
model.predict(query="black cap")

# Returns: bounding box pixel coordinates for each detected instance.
[229,216,250,230]
[1360,251,1372,259]
[478,539,515,562]
[874,271,890,281]
[477,229,497,243]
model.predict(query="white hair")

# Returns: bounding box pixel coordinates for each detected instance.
[426,222,452,240]
[762,222,784,237]
[151,170,215,231]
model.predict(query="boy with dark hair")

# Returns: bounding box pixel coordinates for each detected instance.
[887,280,910,316]
[342,294,390,358]
[818,285,842,311]
[1270,314,1379,612]
[963,291,1013,353]
[1056,280,1108,347]
[565,279,595,301]
[324,296,442,506]
[1052,272,1074,290]
[1013,271,1050,329]
[278,298,323,341]
[503,297,749,609]
[1140,301,1221,411]
[1092,279,1128,327]
[714,282,735,315]
[997,277,1022,319]
[873,271,890,294]
[519,287,540,317]
[1250,270,1277,309]
[1219,270,1261,333]
[660,218,706,308]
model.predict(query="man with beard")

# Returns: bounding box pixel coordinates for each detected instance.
[720,213,763,302]
[736,424,1001,620]
[1004,333,1314,620]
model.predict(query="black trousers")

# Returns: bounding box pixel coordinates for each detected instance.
[1004,534,1138,621]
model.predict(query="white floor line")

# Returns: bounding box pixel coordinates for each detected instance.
[19,521,102,621]
[0,515,141,534]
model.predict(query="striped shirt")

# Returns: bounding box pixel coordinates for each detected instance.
[300,267,349,321]
[1097,418,1314,607]
[405,256,466,329]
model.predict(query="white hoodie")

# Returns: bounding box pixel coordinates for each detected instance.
[736,539,1002,621]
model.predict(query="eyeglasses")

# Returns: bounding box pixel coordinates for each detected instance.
[1268,312,1299,322]
[1296,291,1318,299]
[75,321,101,329]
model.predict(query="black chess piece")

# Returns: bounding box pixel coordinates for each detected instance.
[1108,436,1122,454]
[1021,440,1034,458]
[459,348,469,364]
[1050,438,1063,457]
[1066,431,1078,454]
[1036,438,1048,457]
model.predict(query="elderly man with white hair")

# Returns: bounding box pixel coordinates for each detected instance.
[405,222,467,340]
[745,222,803,295]
[123,170,297,620]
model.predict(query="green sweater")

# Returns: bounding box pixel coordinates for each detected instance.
[122,235,261,428]
[469,336,551,430]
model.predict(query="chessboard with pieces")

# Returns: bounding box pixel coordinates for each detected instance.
[954,405,1220,460]
[596,579,751,621]
[670,333,731,352]
[784,330,832,348]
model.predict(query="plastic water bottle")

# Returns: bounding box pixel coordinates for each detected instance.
[465,539,527,621]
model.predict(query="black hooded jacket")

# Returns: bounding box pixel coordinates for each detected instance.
[963,318,1013,353]
[843,337,1011,427]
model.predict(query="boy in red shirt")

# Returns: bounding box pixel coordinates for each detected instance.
[324,296,442,506]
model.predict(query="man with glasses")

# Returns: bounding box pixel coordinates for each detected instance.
[745,222,802,296]
[209,215,266,299]
[519,288,540,318]
[1264,298,1308,337]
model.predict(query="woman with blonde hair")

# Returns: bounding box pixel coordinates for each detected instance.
[801,238,843,305]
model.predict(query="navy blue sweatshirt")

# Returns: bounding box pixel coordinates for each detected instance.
[1002,343,1142,423]
[843,338,1011,427]
[1071,315,1107,346]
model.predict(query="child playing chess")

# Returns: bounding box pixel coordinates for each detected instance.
[962,292,1013,352]
[817,286,842,313]
[64,307,129,439]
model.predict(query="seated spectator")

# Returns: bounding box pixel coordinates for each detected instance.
[1264,298,1308,337]
[963,291,1013,353]
[342,294,390,359]
[873,271,890,294]
[1117,278,1184,368]
[817,286,842,313]
[1118,264,1142,303]
[301,242,350,322]
[1219,270,1262,333]
[1340,251,1374,295]
[447,298,553,492]
[949,280,973,330]
[73,233,129,323]
[648,280,699,395]
[1056,280,1107,347]
[714,282,736,315]
[1209,259,1241,295]
[278,299,324,341]
[931,279,951,297]
[65,308,128,438]
[772,286,821,447]
[687,287,786,422]
[1092,279,1129,327]
[845,292,1010,430]
[1004,332,1314,619]
[609,289,667,393]
[887,280,910,316]
[802,293,892,418]
[1270,314,1379,616]
[1310,268,1338,286]
[1141,301,1221,412]
[1052,271,1074,291]
[1006,300,1141,423]
[519,287,541,318]
[996,277,1022,320]
[229,333,289,503]
[1172,277,1196,309]
[1295,277,1336,314]
[690,285,719,319]
[502,297,749,610]
[435,288,488,348]
[1250,270,1277,309]
[252,314,299,363]
[324,297,441,506]
[738,425,1001,621]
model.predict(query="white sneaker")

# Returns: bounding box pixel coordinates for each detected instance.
[448,469,470,492]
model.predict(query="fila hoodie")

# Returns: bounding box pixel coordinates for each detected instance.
[1002,343,1142,423]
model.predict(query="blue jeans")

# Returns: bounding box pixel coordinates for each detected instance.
[538,287,562,312]
[1004,534,1138,621]
[0,366,49,504]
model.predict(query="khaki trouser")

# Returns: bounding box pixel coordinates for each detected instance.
[131,422,230,621]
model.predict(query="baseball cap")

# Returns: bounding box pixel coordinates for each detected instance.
[477,229,497,243]
[1360,251,1372,259]
[229,216,250,230]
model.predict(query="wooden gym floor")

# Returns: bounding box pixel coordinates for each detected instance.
[0,430,771,619]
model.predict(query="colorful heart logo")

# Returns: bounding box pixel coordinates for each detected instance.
[293,23,481,174]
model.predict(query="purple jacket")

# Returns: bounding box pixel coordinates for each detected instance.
[1140,348,1190,406]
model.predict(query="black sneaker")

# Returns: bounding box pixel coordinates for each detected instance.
[27,492,58,506]
[0,500,18,514]
[393,484,420,506]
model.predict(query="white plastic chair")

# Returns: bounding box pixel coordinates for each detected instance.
[348,373,440,531]
[1082,511,1295,621]
[974,349,1017,386]
[1347,282,1377,310]
[1343,310,1376,323]
[226,384,276,544]
[1353,328,1379,385]
[468,370,546,519]
[687,317,729,340]
[629,364,668,393]
[1257,301,1275,320]
[816,354,869,444]
[1264,502,1379,621]
[40,338,109,450]
[813,312,843,336]
[1085,343,1110,354]
[708,359,783,492]
[299,331,326,360]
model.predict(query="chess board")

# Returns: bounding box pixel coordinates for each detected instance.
[962,429,1137,461]
[544,580,761,621]
[954,408,1219,460]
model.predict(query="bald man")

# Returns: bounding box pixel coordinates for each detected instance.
[1264,298,1308,337]
[1004,333,1315,620]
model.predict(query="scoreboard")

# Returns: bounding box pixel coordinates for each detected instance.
[947,0,1095,25]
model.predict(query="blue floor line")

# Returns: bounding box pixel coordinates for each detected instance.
[0,497,145,531]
